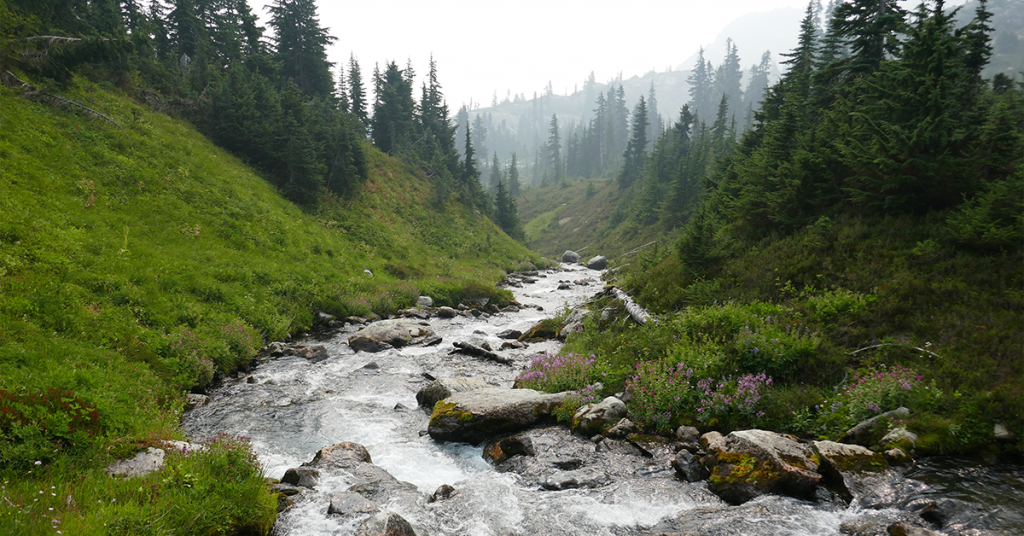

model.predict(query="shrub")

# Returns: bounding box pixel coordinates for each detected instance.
[515,352,602,394]
[815,364,940,437]
[164,328,215,390]
[0,388,101,468]
[624,361,698,433]
[735,324,818,381]
[695,373,773,429]
[551,383,603,423]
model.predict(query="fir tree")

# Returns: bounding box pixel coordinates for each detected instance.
[268,0,335,98]
[348,55,368,132]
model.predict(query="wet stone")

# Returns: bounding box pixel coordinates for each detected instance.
[327,491,379,516]
[281,466,320,488]
[539,467,611,490]
[429,484,458,502]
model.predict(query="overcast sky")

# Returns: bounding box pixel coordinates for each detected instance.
[257,0,971,110]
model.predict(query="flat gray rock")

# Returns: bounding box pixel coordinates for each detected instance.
[428,388,568,444]
[416,378,491,409]
[327,491,379,516]
[348,319,435,349]
[106,447,165,478]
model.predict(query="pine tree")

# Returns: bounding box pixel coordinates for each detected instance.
[494,179,524,240]
[489,152,502,192]
[687,48,715,119]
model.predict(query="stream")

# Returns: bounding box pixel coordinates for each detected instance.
[182,264,1023,536]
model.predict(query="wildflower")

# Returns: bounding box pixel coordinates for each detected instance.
[35,461,42,466]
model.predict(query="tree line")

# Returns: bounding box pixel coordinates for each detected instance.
[1,0,526,239]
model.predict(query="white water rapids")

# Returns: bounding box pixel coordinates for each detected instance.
[182,264,1022,536]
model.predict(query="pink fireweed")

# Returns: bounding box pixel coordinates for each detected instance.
[515,352,601,393]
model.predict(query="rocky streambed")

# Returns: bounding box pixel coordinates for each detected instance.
[181,263,1024,536]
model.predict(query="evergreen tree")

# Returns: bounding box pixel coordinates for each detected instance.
[489,152,502,192]
[647,82,663,152]
[507,152,521,197]
[717,39,744,112]
[494,179,524,240]
[370,60,415,155]
[268,0,335,98]
[348,55,368,132]
[546,114,562,183]
[687,47,715,119]
[617,96,649,190]
[833,0,907,75]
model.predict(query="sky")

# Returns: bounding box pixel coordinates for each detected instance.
[257,0,972,110]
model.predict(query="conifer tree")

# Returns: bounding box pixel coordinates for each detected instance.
[268,0,335,98]
[348,55,368,132]
[617,96,649,190]
[547,114,562,183]
[507,152,521,197]
[370,60,415,155]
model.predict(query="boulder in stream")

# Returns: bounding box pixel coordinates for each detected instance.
[562,250,581,263]
[586,255,608,270]
[673,450,710,482]
[281,466,320,488]
[415,378,491,409]
[354,511,417,536]
[308,442,372,467]
[812,440,890,502]
[706,429,823,505]
[497,329,522,340]
[483,434,535,465]
[427,388,569,444]
[348,319,435,350]
[327,491,379,516]
[539,467,611,490]
[571,396,626,436]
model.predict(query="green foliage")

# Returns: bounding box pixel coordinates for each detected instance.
[0,435,275,536]
[624,360,698,433]
[0,388,101,469]
[813,365,941,438]
[514,352,603,394]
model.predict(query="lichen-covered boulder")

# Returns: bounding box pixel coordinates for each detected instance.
[415,378,491,409]
[571,396,626,436]
[427,388,568,444]
[706,429,823,505]
[348,320,435,350]
[518,319,559,341]
[812,440,890,502]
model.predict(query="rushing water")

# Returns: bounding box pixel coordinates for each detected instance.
[182,264,1023,536]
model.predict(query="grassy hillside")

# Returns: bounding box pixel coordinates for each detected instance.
[0,79,542,534]
[520,178,676,260]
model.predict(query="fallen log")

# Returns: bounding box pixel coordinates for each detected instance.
[450,342,513,365]
[609,287,655,325]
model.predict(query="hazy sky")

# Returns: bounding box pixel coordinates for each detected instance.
[257,0,971,110]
